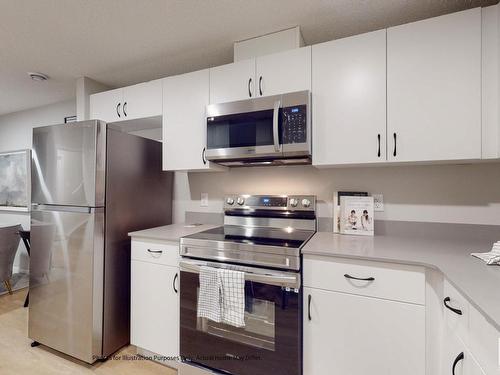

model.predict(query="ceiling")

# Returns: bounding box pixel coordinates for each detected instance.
[0,0,497,116]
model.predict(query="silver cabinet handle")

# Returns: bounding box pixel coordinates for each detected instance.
[116,102,121,118]
[123,102,128,117]
[272,100,281,152]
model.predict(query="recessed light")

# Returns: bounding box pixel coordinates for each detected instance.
[28,72,49,82]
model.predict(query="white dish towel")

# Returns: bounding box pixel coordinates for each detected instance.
[219,268,246,328]
[197,266,222,323]
[471,241,500,265]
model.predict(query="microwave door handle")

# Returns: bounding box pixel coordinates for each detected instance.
[273,100,281,152]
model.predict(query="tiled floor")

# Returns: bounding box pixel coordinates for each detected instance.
[0,288,176,375]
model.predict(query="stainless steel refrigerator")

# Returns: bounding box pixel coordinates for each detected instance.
[29,120,172,363]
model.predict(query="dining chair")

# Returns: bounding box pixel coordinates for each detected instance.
[0,224,22,294]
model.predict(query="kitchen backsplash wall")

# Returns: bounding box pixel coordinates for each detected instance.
[172,162,500,226]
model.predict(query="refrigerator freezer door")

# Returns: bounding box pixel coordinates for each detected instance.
[31,120,106,207]
[28,206,104,364]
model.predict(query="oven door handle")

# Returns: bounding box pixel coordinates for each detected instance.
[273,99,281,152]
[179,260,300,289]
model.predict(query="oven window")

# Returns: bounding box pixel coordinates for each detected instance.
[196,286,276,351]
[180,271,302,375]
[207,109,281,149]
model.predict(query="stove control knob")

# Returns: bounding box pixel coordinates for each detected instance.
[301,198,311,208]
[236,197,245,205]
[226,197,234,205]
[289,198,299,207]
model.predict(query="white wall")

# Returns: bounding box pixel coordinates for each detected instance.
[173,162,500,226]
[0,99,76,272]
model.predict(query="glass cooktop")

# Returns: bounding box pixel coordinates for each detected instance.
[184,225,315,249]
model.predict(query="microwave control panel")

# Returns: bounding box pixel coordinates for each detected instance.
[282,105,307,144]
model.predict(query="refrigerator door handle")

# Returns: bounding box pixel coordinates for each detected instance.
[31,204,94,214]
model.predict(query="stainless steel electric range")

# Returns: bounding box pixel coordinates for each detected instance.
[179,194,316,375]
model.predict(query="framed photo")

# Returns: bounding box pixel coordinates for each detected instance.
[0,149,31,212]
[340,196,374,236]
[333,191,368,233]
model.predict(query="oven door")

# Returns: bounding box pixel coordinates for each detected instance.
[180,260,302,375]
[206,95,283,161]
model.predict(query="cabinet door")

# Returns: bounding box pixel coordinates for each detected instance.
[255,46,311,97]
[442,328,486,375]
[387,8,481,162]
[131,260,179,357]
[303,287,425,375]
[89,88,123,122]
[122,79,162,120]
[468,305,500,375]
[163,69,221,171]
[209,58,255,104]
[312,30,387,166]
[481,4,500,159]
[442,328,466,375]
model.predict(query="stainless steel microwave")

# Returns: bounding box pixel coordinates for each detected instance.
[205,90,311,167]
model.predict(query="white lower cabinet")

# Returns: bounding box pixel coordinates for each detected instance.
[442,279,500,375]
[303,256,499,375]
[303,287,425,375]
[131,259,179,359]
[442,328,486,375]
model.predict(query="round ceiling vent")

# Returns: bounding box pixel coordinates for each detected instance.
[28,72,49,81]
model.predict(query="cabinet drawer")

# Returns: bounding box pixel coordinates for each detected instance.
[303,256,425,305]
[131,240,179,267]
[443,279,470,346]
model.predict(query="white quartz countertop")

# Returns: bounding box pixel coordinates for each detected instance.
[302,232,500,331]
[128,223,218,242]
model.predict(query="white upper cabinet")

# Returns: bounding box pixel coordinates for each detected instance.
[255,46,311,97]
[481,4,500,159]
[209,58,256,104]
[89,88,123,123]
[312,30,387,166]
[90,79,162,123]
[209,47,312,104]
[387,8,482,162]
[163,69,222,171]
[122,79,162,120]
